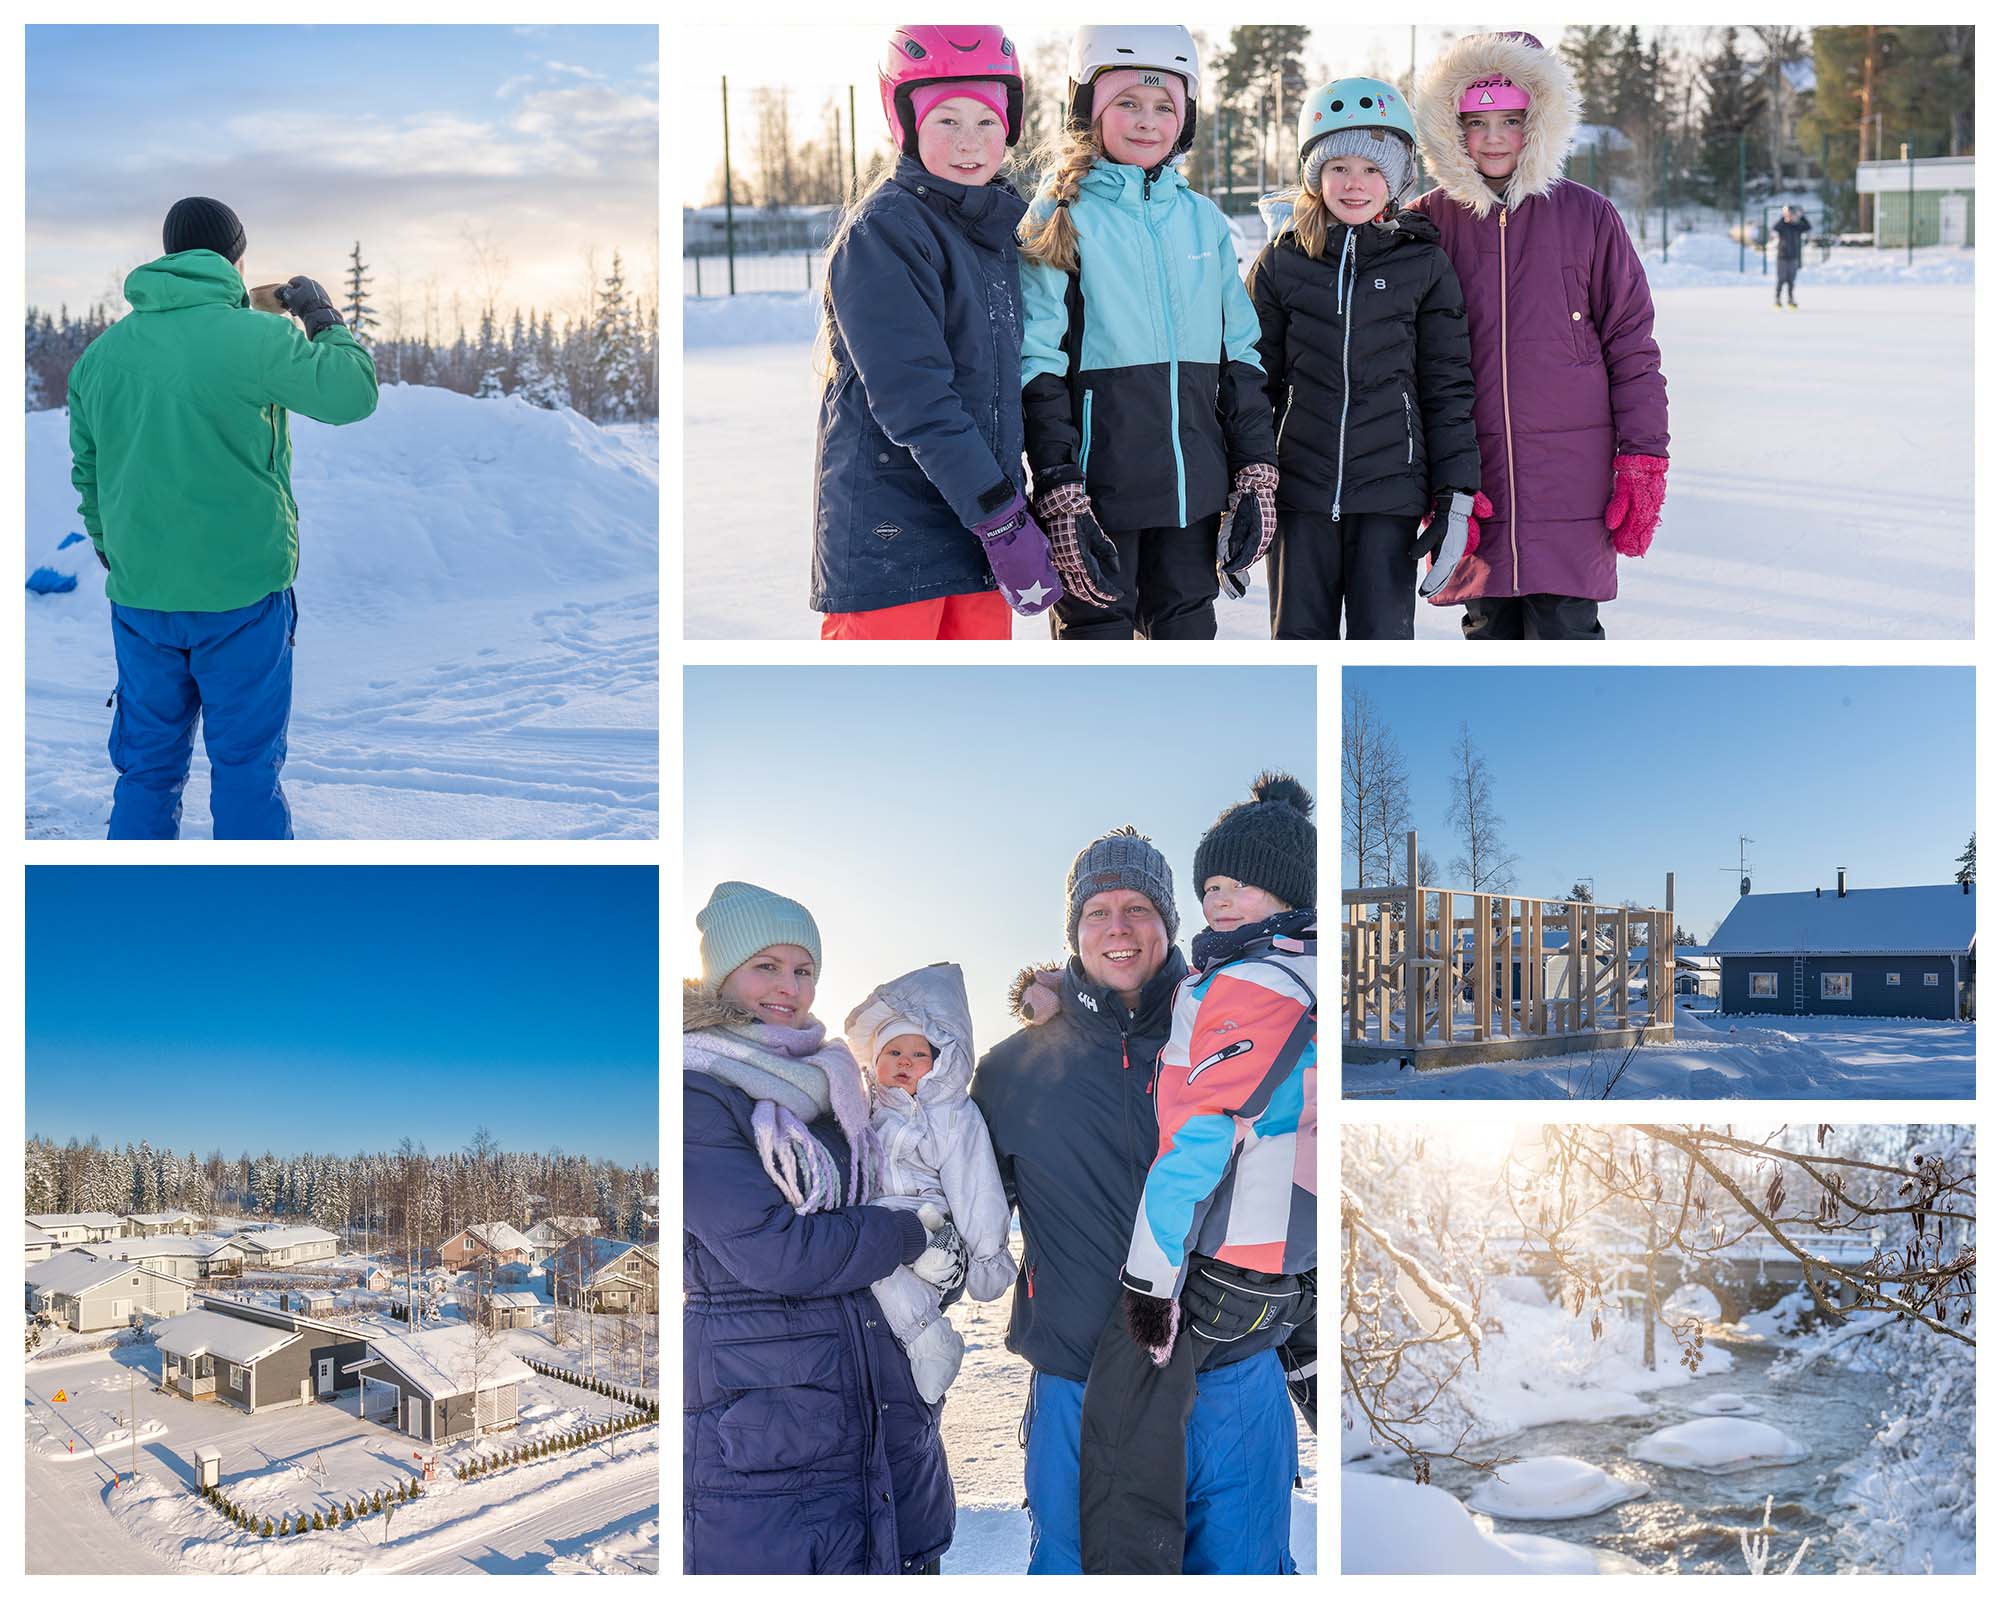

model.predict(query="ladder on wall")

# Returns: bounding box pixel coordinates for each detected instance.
[1792,954,1807,1014]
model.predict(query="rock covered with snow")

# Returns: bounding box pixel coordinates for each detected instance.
[1629,1417,1807,1473]
[1685,1391,1764,1417]
[1343,1470,1647,1574]
[1464,1456,1650,1521]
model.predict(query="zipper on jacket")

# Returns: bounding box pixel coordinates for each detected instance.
[1026,1264,1036,1299]
[1275,384,1296,451]
[1498,206,1519,594]
[1141,176,1189,527]
[1079,388,1095,477]
[1403,389,1415,465]
[1330,231,1356,522]
[268,407,280,473]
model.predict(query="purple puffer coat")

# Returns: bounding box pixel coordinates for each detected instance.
[1411,31,1669,603]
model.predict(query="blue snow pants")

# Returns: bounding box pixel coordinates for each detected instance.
[107,589,296,840]
[1023,1349,1298,1574]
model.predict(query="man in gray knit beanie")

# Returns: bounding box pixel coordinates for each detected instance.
[1064,825,1179,1013]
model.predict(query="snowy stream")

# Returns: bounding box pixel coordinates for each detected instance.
[1429,1336,1893,1574]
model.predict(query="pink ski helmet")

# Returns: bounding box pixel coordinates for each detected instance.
[879,26,1025,156]
[1458,31,1539,114]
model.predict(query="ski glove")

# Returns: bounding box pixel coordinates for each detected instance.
[969,490,1063,617]
[277,275,343,338]
[1180,1260,1304,1344]
[911,1203,968,1290]
[1278,1302,1318,1434]
[1217,462,1280,599]
[1122,1285,1181,1367]
[94,545,110,572]
[1604,453,1669,558]
[1034,481,1122,610]
[1413,489,1489,564]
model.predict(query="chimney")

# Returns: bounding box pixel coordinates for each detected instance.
[1964,879,1971,895]
[1838,867,1847,898]
[1740,875,1751,898]
[1815,886,1821,898]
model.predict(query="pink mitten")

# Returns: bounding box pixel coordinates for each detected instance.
[1604,454,1669,558]
[1464,490,1493,558]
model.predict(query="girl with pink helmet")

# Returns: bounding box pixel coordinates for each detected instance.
[1410,31,1671,639]
[811,25,1063,639]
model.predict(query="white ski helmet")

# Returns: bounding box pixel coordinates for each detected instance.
[1067,24,1201,155]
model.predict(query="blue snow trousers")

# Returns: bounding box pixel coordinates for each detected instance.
[107,589,296,840]
[1023,1349,1298,1574]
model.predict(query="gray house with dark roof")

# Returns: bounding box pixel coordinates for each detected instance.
[1703,876,1976,1020]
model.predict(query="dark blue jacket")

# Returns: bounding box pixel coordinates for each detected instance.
[683,1072,952,1573]
[970,950,1287,1385]
[812,157,1030,614]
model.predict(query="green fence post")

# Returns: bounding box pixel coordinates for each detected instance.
[1737,133,1746,273]
[1905,140,1915,264]
[1660,136,1670,263]
[722,76,737,296]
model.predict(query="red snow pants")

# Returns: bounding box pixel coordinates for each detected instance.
[820,590,1012,640]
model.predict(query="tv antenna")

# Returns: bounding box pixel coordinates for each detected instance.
[1719,834,1755,897]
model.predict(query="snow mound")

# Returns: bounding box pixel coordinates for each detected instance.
[1464,1456,1649,1521]
[1485,1275,1550,1309]
[1343,1470,1646,1573]
[1684,1391,1764,1417]
[1662,1283,1722,1322]
[1628,1417,1808,1473]
[683,290,821,348]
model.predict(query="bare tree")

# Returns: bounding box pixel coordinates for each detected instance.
[1747,26,1807,185]
[753,87,798,208]
[1343,688,1413,891]
[1444,722,1519,892]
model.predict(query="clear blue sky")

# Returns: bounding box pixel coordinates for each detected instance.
[27,25,656,322]
[27,867,659,1165]
[1345,667,1974,939]
[684,666,1316,1057]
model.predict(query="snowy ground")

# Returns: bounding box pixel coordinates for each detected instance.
[681,236,1971,640]
[938,1291,1318,1573]
[24,1342,657,1573]
[1341,1000,1975,1099]
[24,386,659,838]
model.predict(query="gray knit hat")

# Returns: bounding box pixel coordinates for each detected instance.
[697,881,823,991]
[1192,772,1317,913]
[1304,125,1416,207]
[1066,827,1179,951]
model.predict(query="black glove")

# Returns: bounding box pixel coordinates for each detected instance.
[277,275,343,338]
[1278,1308,1318,1433]
[94,545,110,571]
[1179,1259,1304,1344]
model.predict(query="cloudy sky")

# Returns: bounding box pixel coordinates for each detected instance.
[28,24,658,335]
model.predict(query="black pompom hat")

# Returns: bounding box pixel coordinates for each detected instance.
[1192,772,1316,912]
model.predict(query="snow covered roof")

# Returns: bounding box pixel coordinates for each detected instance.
[28,1211,128,1230]
[557,1235,657,1277]
[26,1223,54,1246]
[234,1226,338,1253]
[489,1290,542,1308]
[351,1326,534,1399]
[467,1222,536,1254]
[124,1209,203,1225]
[26,1249,182,1296]
[154,1308,302,1366]
[1706,884,1977,956]
[85,1238,223,1261]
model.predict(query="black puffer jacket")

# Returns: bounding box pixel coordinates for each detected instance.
[1247,210,1481,520]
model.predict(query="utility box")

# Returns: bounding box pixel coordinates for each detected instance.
[194,1446,221,1489]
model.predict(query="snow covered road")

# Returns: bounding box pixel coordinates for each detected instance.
[389,1445,659,1573]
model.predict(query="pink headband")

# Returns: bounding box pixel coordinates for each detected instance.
[908,79,1011,137]
[1090,67,1186,127]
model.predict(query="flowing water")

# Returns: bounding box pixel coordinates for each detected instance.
[1430,1336,1895,1573]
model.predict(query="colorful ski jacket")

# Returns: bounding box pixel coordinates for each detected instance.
[812,158,1029,614]
[1247,210,1481,520]
[1122,913,1317,1300]
[1410,33,1668,604]
[847,963,1016,1303]
[68,250,379,613]
[1019,159,1274,532]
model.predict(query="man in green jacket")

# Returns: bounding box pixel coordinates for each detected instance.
[69,196,379,839]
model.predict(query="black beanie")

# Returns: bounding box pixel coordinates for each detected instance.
[1192,772,1317,913]
[163,197,246,264]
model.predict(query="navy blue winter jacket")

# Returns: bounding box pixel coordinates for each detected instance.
[683,1071,952,1573]
[969,950,1287,1385]
[811,157,1030,614]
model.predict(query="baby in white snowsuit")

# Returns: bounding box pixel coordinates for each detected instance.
[845,962,1015,1403]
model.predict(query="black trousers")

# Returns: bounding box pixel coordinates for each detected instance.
[1051,514,1221,640]
[1775,260,1799,302]
[1461,593,1606,640]
[1267,510,1419,639]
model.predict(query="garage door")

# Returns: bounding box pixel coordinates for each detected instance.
[359,1374,398,1421]
[475,1385,516,1430]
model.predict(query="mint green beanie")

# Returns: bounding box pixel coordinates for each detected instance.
[697,881,823,991]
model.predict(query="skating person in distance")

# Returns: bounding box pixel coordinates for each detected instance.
[1246,77,1484,638]
[844,963,1016,1405]
[811,24,1062,639]
[1018,26,1279,639]
[684,883,961,1573]
[1410,33,1671,640]
[67,197,378,837]
[971,828,1300,1572]
[1079,773,1319,1572]
[1772,204,1811,309]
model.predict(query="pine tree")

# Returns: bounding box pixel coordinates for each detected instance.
[1696,28,1765,206]
[474,367,506,400]
[343,242,378,342]
[589,252,644,424]
[1954,833,1975,885]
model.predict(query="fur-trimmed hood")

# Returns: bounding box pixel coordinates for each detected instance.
[1008,961,1067,1026]
[683,977,754,1035]
[1414,31,1581,217]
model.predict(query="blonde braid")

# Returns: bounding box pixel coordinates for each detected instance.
[1017,128,1102,274]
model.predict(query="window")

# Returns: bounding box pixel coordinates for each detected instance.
[230,1364,245,1393]
[1821,973,1853,1000]
[1925,972,1941,987]
[1749,972,1778,997]
[1886,972,1902,987]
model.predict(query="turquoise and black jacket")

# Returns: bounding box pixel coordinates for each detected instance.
[1019,159,1275,533]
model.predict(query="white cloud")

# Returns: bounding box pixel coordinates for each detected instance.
[543,60,602,80]
[496,73,535,99]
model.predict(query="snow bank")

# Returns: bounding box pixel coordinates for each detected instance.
[1628,1417,1808,1473]
[1464,1456,1649,1521]
[1342,1471,1646,1573]
[683,291,821,348]
[1637,231,1973,289]
[1683,1391,1764,1417]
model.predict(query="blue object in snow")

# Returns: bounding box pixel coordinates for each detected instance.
[26,567,78,595]
[57,531,85,550]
